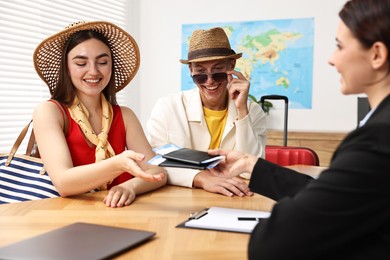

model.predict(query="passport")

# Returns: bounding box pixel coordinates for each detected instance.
[148,144,224,170]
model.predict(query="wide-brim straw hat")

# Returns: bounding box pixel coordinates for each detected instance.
[34,21,140,94]
[180,27,242,64]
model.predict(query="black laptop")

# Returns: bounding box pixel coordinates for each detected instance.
[0,222,155,260]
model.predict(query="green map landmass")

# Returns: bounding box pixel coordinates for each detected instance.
[235,28,303,89]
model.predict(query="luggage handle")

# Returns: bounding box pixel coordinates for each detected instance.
[260,95,288,146]
[260,95,288,103]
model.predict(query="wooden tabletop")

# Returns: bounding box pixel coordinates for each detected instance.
[0,185,275,259]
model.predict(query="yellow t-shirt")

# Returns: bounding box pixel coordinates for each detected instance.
[203,107,228,149]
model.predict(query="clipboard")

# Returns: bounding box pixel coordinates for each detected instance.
[176,207,271,234]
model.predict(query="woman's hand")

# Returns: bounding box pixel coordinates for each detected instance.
[208,149,258,178]
[103,184,136,208]
[117,150,165,181]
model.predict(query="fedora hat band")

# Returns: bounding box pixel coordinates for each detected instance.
[187,48,236,61]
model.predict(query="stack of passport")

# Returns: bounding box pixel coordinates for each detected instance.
[148,144,224,170]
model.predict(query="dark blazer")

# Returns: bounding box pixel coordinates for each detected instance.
[247,95,390,259]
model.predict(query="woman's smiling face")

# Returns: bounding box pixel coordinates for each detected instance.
[328,20,374,95]
[67,38,112,98]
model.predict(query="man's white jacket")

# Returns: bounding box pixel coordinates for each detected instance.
[147,88,267,187]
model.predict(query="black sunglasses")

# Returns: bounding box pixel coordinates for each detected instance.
[191,72,228,85]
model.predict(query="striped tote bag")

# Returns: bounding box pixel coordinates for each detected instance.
[0,121,59,204]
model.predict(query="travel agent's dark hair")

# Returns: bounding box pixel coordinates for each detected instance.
[340,0,390,56]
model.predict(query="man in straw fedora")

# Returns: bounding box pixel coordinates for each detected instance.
[147,27,266,196]
[33,21,166,207]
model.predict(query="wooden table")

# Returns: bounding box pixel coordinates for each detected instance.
[0,185,275,259]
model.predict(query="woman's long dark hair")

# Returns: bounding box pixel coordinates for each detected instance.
[52,30,117,106]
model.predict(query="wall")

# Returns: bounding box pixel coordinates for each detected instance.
[134,0,356,133]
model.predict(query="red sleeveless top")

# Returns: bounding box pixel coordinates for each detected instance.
[60,103,133,189]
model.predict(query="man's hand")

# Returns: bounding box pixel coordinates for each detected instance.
[227,70,250,119]
[193,170,253,197]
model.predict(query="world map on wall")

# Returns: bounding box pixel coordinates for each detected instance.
[180,18,314,109]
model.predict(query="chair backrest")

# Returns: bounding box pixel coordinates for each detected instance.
[265,145,320,166]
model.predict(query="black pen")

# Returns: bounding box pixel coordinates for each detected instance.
[237,217,262,221]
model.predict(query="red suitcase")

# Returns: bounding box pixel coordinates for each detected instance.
[260,95,320,166]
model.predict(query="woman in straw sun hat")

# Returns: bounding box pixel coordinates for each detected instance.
[147,27,266,197]
[33,21,166,207]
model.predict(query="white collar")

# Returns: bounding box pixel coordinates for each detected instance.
[358,108,375,127]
